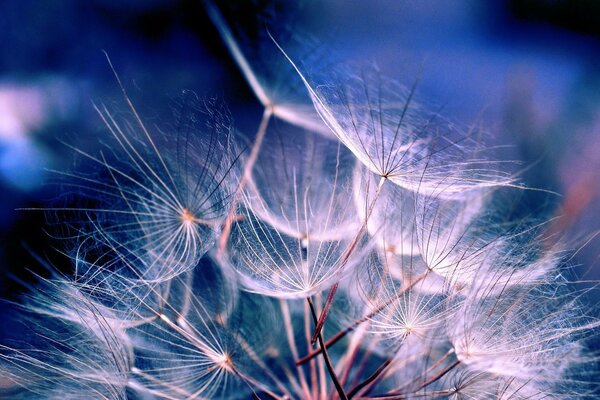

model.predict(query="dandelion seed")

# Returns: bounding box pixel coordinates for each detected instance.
[52,92,241,284]
[0,276,131,400]
[275,48,514,197]
[220,208,369,299]
[126,260,293,399]
[449,269,597,392]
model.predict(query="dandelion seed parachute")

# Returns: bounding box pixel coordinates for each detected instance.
[364,252,452,345]
[0,277,131,400]
[437,369,551,399]
[333,250,453,377]
[126,261,291,399]
[279,56,514,198]
[417,192,558,293]
[221,207,370,299]
[56,93,241,285]
[217,124,372,299]
[448,269,598,395]
[128,301,253,399]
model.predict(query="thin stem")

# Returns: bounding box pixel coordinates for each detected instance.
[415,360,460,392]
[347,359,392,399]
[416,361,459,391]
[307,297,349,400]
[385,360,460,398]
[280,300,312,399]
[359,389,452,400]
[304,300,318,400]
[392,349,455,394]
[205,0,270,107]
[346,342,375,394]
[338,325,369,388]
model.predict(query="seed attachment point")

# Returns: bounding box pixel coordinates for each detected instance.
[181,208,196,225]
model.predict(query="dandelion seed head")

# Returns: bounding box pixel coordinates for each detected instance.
[4,9,600,399]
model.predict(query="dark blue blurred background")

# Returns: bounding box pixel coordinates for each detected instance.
[1,0,600,300]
